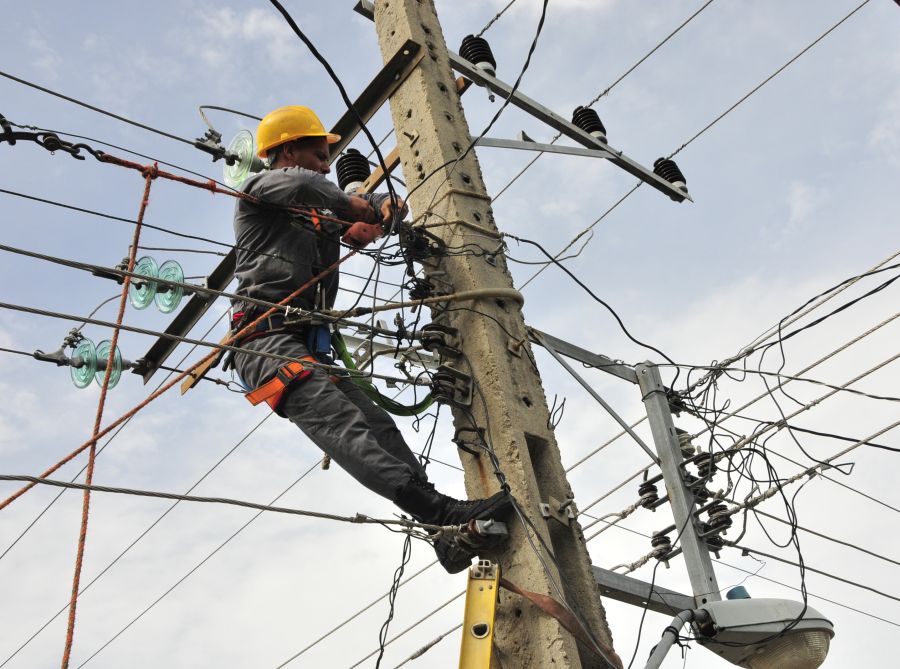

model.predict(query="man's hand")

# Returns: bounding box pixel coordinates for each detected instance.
[342,221,383,248]
[345,196,376,223]
[380,197,408,225]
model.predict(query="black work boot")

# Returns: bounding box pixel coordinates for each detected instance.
[394,476,512,526]
[394,476,513,574]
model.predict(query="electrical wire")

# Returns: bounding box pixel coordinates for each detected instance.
[346,591,465,669]
[0,69,196,146]
[477,0,519,36]
[668,0,873,160]
[0,474,440,531]
[73,460,323,667]
[714,559,900,629]
[274,561,439,668]
[8,120,226,187]
[741,507,900,568]
[732,544,900,604]
[516,0,874,289]
[490,0,718,205]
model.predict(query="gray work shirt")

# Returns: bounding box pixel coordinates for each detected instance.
[231,166,387,387]
[233,166,354,313]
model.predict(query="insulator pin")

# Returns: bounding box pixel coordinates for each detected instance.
[336,148,371,193]
[460,35,497,77]
[571,106,607,143]
[684,473,711,501]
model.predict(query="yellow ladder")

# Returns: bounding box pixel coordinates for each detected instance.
[458,559,500,669]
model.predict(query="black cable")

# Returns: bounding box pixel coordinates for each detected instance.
[733,544,899,604]
[714,558,900,629]
[265,0,400,219]
[0,69,195,146]
[506,232,678,370]
[0,186,281,258]
[74,460,325,668]
[375,534,413,669]
[626,560,662,669]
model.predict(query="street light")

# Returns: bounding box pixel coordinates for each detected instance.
[645,597,834,669]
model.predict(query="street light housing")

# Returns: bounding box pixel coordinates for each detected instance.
[695,598,834,669]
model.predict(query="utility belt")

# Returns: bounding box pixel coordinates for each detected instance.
[230,309,335,412]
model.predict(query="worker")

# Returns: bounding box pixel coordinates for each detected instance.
[229,106,510,572]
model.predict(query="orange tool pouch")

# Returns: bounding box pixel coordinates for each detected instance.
[245,356,317,411]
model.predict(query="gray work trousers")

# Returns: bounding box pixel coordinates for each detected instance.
[235,332,427,500]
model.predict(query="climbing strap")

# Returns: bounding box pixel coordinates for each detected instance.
[499,578,624,669]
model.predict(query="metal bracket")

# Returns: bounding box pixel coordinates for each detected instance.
[539,495,575,526]
[431,364,473,407]
[474,135,616,161]
[457,519,509,550]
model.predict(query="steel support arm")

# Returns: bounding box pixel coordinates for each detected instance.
[636,363,721,605]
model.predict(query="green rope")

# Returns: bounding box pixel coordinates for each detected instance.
[332,332,433,416]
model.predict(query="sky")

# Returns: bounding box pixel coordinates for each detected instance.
[0,0,898,667]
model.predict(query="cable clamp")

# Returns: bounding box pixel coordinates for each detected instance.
[430,364,472,408]
[419,323,460,358]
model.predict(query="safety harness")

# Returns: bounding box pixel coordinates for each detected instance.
[244,356,317,411]
[231,208,336,412]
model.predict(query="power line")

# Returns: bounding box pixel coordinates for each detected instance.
[0,475,437,531]
[8,120,226,187]
[274,560,440,668]
[490,0,718,204]
[0,187,254,254]
[346,591,465,669]
[743,507,900,568]
[516,0,874,289]
[731,544,900,604]
[668,0,873,159]
[712,354,900,464]
[477,0,519,36]
[73,461,323,667]
[0,69,196,146]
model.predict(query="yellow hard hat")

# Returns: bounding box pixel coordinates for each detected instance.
[256,105,341,158]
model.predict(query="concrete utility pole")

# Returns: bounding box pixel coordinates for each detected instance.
[373,2,616,667]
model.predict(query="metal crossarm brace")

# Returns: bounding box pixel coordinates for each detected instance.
[527,327,637,384]
[534,330,658,464]
[354,0,692,202]
[459,560,500,669]
[592,566,695,616]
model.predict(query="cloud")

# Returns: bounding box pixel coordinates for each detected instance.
[191,7,310,73]
[26,30,62,81]
[778,179,826,239]
[868,89,900,166]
